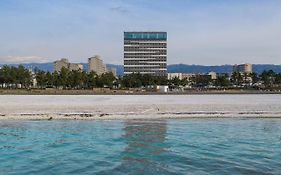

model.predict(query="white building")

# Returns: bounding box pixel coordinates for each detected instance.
[156,85,169,93]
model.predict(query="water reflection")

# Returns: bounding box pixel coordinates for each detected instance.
[122,120,167,160]
[100,120,169,174]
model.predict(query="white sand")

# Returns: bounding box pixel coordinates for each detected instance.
[0,95,281,120]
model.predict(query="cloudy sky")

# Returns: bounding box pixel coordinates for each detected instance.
[1,0,281,65]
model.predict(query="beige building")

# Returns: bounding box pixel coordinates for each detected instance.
[167,73,183,80]
[88,55,107,75]
[69,63,83,71]
[182,73,198,80]
[167,73,197,80]
[88,55,117,76]
[208,71,217,80]
[233,63,252,74]
[54,58,83,72]
[168,72,217,80]
[107,67,117,77]
[54,58,69,72]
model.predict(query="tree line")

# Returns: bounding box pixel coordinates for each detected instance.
[0,65,281,89]
[35,67,116,89]
[0,65,32,88]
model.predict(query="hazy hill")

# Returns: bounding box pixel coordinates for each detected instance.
[167,64,233,73]
[0,63,54,72]
[168,64,281,74]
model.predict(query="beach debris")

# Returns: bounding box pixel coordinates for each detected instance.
[99,113,109,117]
[80,114,93,117]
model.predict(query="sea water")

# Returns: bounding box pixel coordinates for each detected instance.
[1,119,281,174]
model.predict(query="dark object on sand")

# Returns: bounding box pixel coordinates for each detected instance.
[99,113,109,117]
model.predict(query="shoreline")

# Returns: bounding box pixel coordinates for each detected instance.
[1,89,281,95]
[1,94,281,120]
[1,112,281,120]
[2,110,281,121]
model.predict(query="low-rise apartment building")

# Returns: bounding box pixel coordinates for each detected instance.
[54,58,83,72]
[233,63,252,74]
[168,72,217,80]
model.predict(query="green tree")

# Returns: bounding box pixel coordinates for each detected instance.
[0,65,32,88]
[52,71,60,88]
[45,72,53,87]
[275,73,281,85]
[68,70,83,88]
[190,75,212,87]
[249,72,259,84]
[214,74,230,87]
[260,70,276,87]
[170,77,181,87]
[100,72,116,88]
[59,67,70,88]
[35,70,47,88]
[121,73,142,88]
[87,71,97,88]
[231,72,243,86]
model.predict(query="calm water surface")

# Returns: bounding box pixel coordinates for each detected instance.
[1,119,281,175]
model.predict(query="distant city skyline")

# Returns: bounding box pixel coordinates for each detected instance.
[1,0,281,65]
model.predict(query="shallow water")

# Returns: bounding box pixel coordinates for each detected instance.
[1,119,281,174]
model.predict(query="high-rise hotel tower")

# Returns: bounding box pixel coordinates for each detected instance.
[124,32,167,76]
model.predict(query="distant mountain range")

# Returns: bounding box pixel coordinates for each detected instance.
[1,63,280,76]
[168,64,281,74]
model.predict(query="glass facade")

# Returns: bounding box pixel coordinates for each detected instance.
[124,32,167,40]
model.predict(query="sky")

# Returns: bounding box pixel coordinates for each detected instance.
[0,0,281,65]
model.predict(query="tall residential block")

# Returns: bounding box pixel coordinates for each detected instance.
[88,55,107,75]
[233,63,252,74]
[124,32,167,76]
[54,58,83,72]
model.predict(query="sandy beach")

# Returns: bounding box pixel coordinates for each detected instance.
[1,94,281,120]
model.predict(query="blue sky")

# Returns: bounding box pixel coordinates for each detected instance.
[1,0,281,65]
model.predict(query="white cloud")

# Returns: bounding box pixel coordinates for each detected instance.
[0,56,49,64]
[110,6,129,13]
